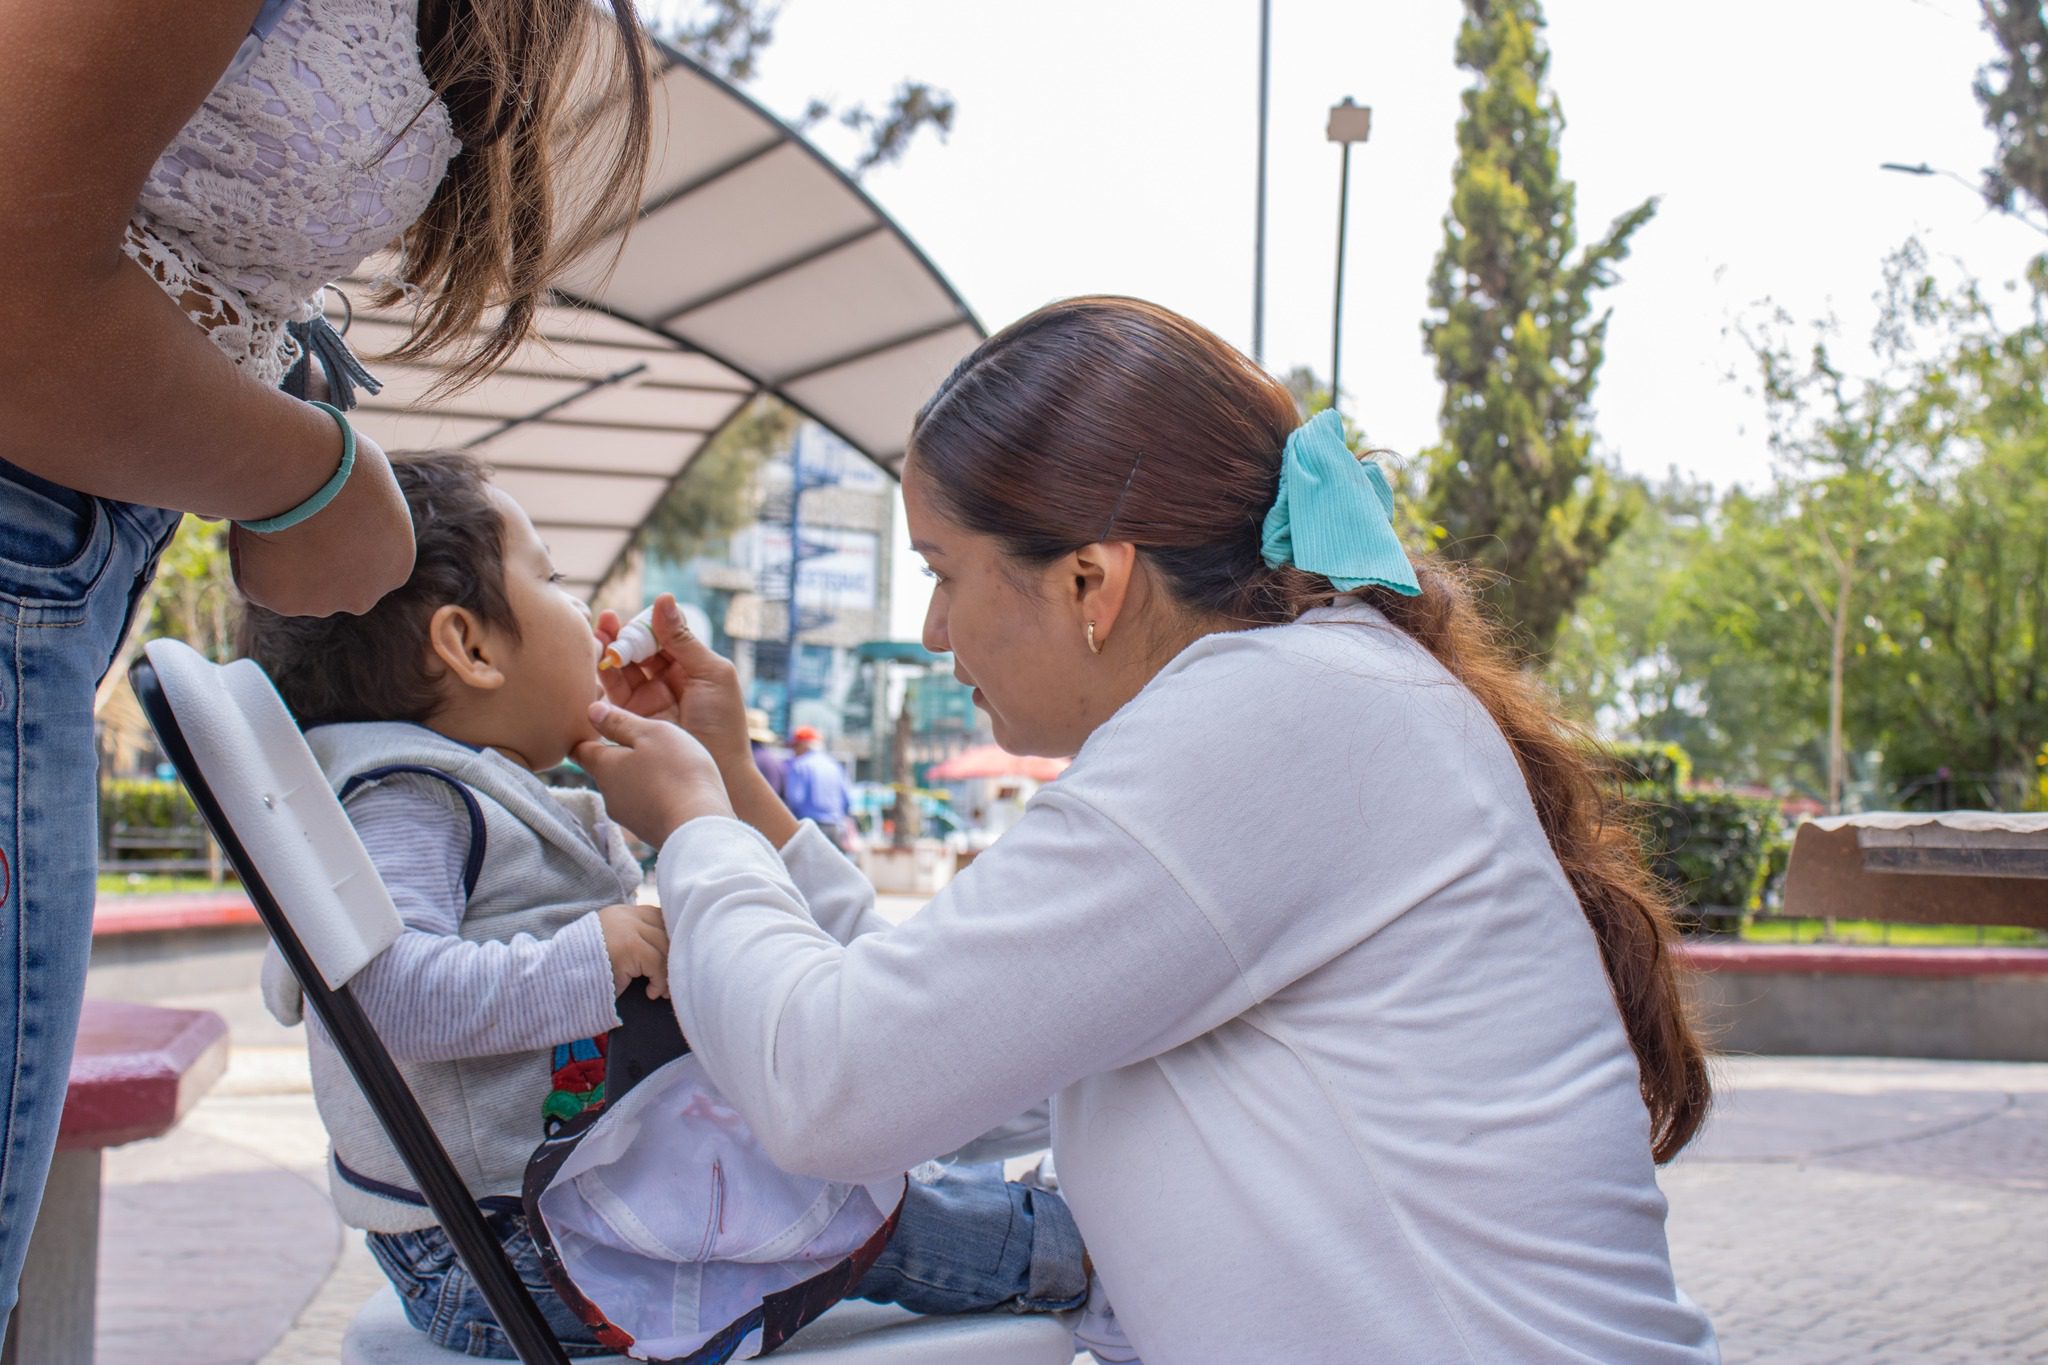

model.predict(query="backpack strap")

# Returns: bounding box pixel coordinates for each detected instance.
[340,765,488,899]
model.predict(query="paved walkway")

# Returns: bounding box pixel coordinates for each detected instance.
[1663,1055,2048,1363]
[84,954,2048,1362]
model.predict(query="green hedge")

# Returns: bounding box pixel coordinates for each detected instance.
[1600,743,1781,933]
[99,778,199,835]
[1646,791,1782,923]
[1602,741,1693,794]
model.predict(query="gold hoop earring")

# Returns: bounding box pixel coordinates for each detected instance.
[1086,621,1102,655]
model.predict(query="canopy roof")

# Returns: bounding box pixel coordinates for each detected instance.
[333,41,983,598]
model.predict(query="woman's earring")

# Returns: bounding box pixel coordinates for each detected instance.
[1087,621,1102,655]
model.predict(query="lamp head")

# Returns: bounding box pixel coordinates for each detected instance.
[1328,98,1371,144]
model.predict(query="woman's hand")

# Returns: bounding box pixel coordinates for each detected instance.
[230,427,416,617]
[595,594,754,778]
[573,702,735,848]
[594,595,799,847]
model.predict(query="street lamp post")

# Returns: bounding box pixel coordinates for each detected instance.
[1327,98,1371,413]
[1253,0,1271,365]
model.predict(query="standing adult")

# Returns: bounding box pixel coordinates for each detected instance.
[782,724,854,846]
[0,0,651,1327]
[580,298,1720,1363]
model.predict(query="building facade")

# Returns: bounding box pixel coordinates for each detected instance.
[639,421,896,771]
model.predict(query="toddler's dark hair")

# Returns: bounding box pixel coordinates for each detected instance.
[237,451,519,726]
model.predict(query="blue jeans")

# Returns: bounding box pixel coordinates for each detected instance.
[366,1163,1089,1358]
[0,459,180,1329]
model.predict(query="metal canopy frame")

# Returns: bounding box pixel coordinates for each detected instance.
[334,39,984,599]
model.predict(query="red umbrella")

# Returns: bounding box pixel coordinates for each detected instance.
[926,744,1070,783]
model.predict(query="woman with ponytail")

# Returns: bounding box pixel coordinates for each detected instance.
[579,297,1720,1364]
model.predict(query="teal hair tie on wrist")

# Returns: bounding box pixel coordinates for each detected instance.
[236,400,356,535]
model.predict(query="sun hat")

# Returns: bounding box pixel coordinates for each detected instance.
[522,993,905,1362]
[744,709,777,745]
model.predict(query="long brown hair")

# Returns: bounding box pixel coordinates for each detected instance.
[908,296,1711,1163]
[384,0,654,390]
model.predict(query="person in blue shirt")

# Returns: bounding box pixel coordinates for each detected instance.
[783,726,854,850]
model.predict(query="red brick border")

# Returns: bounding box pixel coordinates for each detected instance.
[93,894,258,937]
[1680,941,2048,979]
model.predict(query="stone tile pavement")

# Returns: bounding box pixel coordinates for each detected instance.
[82,961,2048,1363]
[1661,1056,2048,1363]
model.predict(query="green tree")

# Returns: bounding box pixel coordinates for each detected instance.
[1680,482,1862,802]
[147,517,236,661]
[1419,0,1656,656]
[637,395,798,563]
[93,515,235,716]
[1738,305,1915,811]
[1547,474,1711,743]
[1559,247,2048,809]
[1976,0,2048,222]
[1548,475,1831,793]
[651,1,955,179]
[633,3,956,574]
[1865,257,2048,798]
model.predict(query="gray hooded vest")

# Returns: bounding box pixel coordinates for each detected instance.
[262,722,642,1232]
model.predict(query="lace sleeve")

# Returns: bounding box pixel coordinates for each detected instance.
[125,0,456,388]
[123,220,302,389]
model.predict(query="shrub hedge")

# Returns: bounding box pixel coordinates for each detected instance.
[1599,742,1782,933]
[99,778,200,838]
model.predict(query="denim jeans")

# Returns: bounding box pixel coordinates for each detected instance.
[366,1163,1089,1358]
[0,459,180,1329]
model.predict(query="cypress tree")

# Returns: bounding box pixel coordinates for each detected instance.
[1421,0,1655,654]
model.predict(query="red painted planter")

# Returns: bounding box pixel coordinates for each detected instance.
[59,1001,230,1151]
[1680,940,2048,980]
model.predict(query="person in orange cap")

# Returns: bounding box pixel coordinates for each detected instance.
[784,725,854,850]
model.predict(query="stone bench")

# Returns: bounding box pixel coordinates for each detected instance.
[1680,941,2048,1061]
[87,892,266,1005]
[0,1000,229,1365]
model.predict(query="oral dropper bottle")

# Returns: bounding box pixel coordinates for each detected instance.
[599,604,658,672]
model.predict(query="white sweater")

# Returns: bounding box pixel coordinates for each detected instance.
[656,602,1718,1364]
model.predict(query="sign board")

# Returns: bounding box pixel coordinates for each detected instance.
[750,526,881,610]
[1781,812,2048,928]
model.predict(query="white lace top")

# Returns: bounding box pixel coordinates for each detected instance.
[125,0,459,388]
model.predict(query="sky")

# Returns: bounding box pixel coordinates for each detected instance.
[650,0,2048,639]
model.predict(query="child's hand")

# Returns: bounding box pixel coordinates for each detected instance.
[598,902,669,1000]
[575,702,735,847]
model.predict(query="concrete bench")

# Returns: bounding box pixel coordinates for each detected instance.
[88,893,267,1006]
[0,1000,229,1365]
[1680,941,2048,1061]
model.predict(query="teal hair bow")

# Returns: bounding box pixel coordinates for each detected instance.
[1258,410,1420,596]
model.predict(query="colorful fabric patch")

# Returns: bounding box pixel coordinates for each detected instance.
[545,1035,608,1135]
